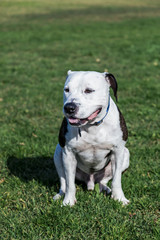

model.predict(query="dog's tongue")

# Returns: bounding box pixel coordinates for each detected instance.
[68,109,100,125]
[87,109,100,120]
[68,118,79,124]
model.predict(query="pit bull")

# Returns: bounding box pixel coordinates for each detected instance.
[53,70,130,206]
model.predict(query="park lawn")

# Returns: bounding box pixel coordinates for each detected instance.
[0,0,160,239]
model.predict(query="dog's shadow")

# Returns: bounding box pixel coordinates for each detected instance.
[7,156,59,187]
[7,156,88,191]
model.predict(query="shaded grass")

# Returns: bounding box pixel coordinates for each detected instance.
[0,0,160,239]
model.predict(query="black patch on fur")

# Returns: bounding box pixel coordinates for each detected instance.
[58,117,68,148]
[90,168,95,174]
[105,151,112,159]
[105,73,118,102]
[117,108,128,141]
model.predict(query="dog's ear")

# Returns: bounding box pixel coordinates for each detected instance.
[105,73,118,102]
[67,70,72,75]
[66,70,73,80]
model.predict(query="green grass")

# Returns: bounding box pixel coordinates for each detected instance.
[0,0,160,239]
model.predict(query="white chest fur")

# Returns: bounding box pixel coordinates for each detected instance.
[66,121,117,174]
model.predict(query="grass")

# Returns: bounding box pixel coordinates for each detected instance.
[0,0,160,239]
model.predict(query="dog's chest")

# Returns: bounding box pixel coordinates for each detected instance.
[68,127,114,173]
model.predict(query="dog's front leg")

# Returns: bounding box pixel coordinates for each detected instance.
[62,147,77,206]
[111,146,129,205]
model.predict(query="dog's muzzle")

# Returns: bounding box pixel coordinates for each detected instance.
[64,102,102,126]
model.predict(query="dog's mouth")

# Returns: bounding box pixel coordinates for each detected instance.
[68,108,102,126]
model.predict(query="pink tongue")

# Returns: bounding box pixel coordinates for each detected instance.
[68,109,100,124]
[88,109,99,120]
[69,118,79,124]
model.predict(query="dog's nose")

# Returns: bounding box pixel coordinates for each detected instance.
[64,102,77,115]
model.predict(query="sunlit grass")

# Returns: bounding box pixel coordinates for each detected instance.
[0,0,160,239]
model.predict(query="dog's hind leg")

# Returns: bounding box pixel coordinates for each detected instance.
[53,144,66,200]
[98,161,112,194]
[122,147,130,173]
[99,148,129,195]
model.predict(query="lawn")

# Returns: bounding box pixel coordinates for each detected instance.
[0,0,160,239]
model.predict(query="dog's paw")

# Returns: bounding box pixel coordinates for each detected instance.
[87,181,95,191]
[53,193,62,201]
[115,196,129,205]
[53,189,65,201]
[63,196,77,206]
[99,183,111,195]
[111,188,129,205]
[122,197,130,205]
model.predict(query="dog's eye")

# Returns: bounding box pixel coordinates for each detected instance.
[64,88,69,93]
[84,88,95,94]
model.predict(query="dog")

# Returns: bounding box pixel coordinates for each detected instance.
[53,70,130,206]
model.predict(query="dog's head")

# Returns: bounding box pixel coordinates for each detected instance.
[63,70,117,127]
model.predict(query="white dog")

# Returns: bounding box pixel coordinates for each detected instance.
[53,70,130,206]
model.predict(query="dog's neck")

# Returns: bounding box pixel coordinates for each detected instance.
[93,93,110,126]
